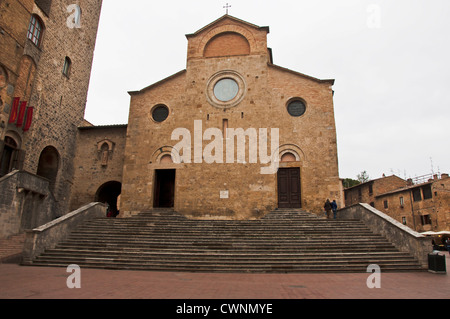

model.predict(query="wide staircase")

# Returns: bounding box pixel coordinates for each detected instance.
[26,209,425,272]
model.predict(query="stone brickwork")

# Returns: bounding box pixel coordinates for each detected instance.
[120,15,342,219]
[338,203,432,268]
[0,1,103,239]
[344,174,407,207]
[0,0,34,143]
[20,0,103,215]
[0,170,55,238]
[374,174,450,232]
[69,125,127,211]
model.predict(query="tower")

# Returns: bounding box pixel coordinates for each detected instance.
[0,0,103,215]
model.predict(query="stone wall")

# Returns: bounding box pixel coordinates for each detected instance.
[22,202,106,263]
[344,175,407,207]
[70,125,127,211]
[19,0,103,216]
[120,16,341,219]
[338,203,432,267]
[0,170,55,238]
[0,0,34,142]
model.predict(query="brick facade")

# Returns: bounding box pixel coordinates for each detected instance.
[344,175,407,207]
[21,0,103,215]
[1,1,103,237]
[0,0,103,215]
[344,174,450,232]
[0,0,34,147]
[69,125,127,212]
[374,174,450,232]
[119,15,342,219]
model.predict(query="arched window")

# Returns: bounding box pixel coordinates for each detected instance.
[27,15,44,47]
[204,32,250,58]
[281,152,296,162]
[62,57,72,77]
[160,154,173,164]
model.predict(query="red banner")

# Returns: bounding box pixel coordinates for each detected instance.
[16,101,27,127]
[23,106,33,132]
[23,106,34,131]
[8,97,20,123]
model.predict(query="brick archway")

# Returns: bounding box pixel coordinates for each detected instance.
[36,146,60,191]
[95,181,122,216]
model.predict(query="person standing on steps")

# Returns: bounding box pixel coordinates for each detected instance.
[331,200,338,219]
[324,199,332,219]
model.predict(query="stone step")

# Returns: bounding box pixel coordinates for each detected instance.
[35,255,419,267]
[37,249,416,260]
[30,259,423,273]
[63,235,391,243]
[27,208,425,273]
[62,230,390,240]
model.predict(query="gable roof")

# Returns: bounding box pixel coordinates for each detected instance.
[185,14,269,39]
[269,63,335,85]
[128,70,187,96]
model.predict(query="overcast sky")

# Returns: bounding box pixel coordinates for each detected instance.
[83,0,450,181]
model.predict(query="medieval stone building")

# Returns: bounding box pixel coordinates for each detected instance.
[2,9,343,239]
[345,173,450,232]
[70,15,343,220]
[0,0,103,237]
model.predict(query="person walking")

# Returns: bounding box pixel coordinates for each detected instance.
[331,200,338,219]
[324,199,332,219]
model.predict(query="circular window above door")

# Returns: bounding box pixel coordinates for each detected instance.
[206,70,246,109]
[213,78,239,102]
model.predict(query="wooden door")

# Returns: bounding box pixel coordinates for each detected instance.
[277,168,301,208]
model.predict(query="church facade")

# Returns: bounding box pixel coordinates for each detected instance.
[2,9,343,233]
[110,15,343,219]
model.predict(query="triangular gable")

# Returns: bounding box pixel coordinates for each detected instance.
[128,70,186,96]
[269,63,335,85]
[185,14,269,39]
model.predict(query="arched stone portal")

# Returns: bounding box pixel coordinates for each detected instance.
[95,181,122,215]
[36,146,60,191]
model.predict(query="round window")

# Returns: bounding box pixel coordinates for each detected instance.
[206,71,246,109]
[287,100,306,117]
[213,78,239,102]
[152,105,169,122]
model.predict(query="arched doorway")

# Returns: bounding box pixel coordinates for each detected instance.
[36,146,60,191]
[95,181,122,216]
[0,136,19,177]
[277,152,301,208]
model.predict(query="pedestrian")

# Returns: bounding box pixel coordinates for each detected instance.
[446,238,450,256]
[324,199,332,219]
[331,200,338,219]
[106,205,114,218]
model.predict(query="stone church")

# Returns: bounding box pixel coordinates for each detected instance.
[70,14,343,220]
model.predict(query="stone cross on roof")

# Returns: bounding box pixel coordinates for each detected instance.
[223,3,231,14]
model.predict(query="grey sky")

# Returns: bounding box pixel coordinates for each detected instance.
[84,0,450,181]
